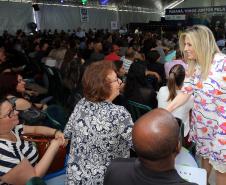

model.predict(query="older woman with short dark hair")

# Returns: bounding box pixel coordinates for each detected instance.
[64,60,133,185]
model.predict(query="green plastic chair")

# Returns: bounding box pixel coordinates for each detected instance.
[26,177,47,185]
[45,104,67,130]
[126,100,152,157]
[126,100,152,122]
[175,118,196,157]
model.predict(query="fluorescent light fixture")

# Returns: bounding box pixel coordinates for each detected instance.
[164,0,184,9]
[161,0,184,16]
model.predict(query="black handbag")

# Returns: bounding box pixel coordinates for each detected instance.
[19,107,46,124]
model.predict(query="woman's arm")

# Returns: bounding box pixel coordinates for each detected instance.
[146,70,161,82]
[8,96,31,110]
[24,125,66,144]
[24,125,56,136]
[166,93,191,112]
[33,103,48,110]
[33,138,63,177]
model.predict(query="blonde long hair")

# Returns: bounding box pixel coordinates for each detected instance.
[179,25,220,79]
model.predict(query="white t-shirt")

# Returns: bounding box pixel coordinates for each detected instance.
[121,56,133,73]
[157,86,194,136]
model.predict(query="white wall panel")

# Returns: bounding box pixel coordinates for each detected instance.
[38,5,119,30]
[0,1,33,34]
[118,11,161,26]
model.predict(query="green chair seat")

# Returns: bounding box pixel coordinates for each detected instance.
[26,177,47,185]
[126,100,152,122]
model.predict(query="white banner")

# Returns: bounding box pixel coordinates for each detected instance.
[80,8,89,23]
[165,14,186,20]
[111,21,118,30]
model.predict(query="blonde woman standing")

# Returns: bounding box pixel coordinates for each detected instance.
[166,25,226,185]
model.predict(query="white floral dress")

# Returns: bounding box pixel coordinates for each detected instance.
[64,98,133,184]
[182,53,226,172]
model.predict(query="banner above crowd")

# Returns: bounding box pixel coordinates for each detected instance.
[165,6,226,15]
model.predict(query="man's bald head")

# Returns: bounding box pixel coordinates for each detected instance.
[132,108,180,161]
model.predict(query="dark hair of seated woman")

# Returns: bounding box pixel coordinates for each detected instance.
[124,61,157,108]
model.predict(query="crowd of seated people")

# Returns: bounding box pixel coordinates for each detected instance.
[1,25,218,184]
[0,27,184,95]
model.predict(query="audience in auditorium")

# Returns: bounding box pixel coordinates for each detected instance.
[104,108,197,185]
[64,61,133,185]
[1,23,226,184]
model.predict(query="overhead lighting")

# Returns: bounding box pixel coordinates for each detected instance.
[162,0,184,16]
[99,0,109,5]
[164,0,184,10]
[153,1,162,10]
[81,0,88,5]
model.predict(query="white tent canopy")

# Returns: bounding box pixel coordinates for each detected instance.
[0,0,225,34]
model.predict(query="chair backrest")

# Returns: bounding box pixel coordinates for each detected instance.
[126,100,151,122]
[175,147,198,168]
[175,164,207,185]
[42,66,68,104]
[26,177,47,185]
[45,58,57,67]
[45,105,67,130]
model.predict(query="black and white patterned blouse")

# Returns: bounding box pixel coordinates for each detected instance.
[64,98,133,185]
[0,124,39,184]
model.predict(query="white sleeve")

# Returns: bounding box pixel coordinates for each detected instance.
[157,87,169,109]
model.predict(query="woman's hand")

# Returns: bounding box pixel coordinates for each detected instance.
[25,90,39,97]
[166,93,191,112]
[54,130,67,147]
[50,137,65,148]
[146,70,161,82]
[152,72,161,82]
[33,103,47,110]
